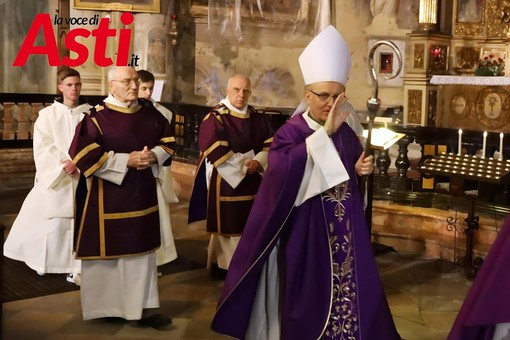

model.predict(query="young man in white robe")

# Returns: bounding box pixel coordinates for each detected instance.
[4,67,90,285]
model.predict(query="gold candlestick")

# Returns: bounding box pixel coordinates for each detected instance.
[418,0,438,31]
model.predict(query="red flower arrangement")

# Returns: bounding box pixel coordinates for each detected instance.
[475,53,505,76]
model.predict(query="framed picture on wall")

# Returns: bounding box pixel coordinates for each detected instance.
[367,39,405,87]
[74,0,160,13]
[380,53,393,74]
[456,0,484,23]
[453,0,485,37]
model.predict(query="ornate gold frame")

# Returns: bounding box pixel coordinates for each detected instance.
[454,0,485,37]
[73,0,160,13]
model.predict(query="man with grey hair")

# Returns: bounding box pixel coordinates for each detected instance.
[188,74,274,275]
[69,66,176,330]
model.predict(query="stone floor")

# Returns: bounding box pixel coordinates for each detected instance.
[1,198,474,340]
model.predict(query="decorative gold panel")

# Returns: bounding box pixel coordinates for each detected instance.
[428,90,437,125]
[436,84,510,132]
[454,0,485,37]
[475,86,510,129]
[408,90,423,124]
[413,44,425,69]
[454,46,481,74]
[486,0,510,38]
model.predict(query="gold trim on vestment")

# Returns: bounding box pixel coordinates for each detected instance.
[103,205,159,219]
[98,178,106,256]
[212,151,234,167]
[226,110,250,119]
[73,142,100,164]
[83,152,109,177]
[95,104,104,112]
[104,102,141,114]
[160,145,175,156]
[212,113,223,124]
[219,195,255,202]
[76,247,159,260]
[216,174,222,233]
[160,136,176,143]
[216,107,229,115]
[91,117,103,135]
[203,140,229,158]
[264,137,274,144]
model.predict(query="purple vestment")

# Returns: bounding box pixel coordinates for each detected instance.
[211,114,400,339]
[448,216,510,340]
[69,99,175,259]
[188,104,273,235]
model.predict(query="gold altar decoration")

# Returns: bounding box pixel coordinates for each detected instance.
[407,90,423,124]
[487,0,510,38]
[431,76,510,132]
[454,46,482,74]
[418,0,438,31]
[413,44,425,69]
[454,0,485,37]
[475,86,510,128]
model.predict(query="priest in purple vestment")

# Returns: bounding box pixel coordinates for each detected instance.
[69,66,175,330]
[211,25,400,339]
[188,74,273,272]
[448,216,510,340]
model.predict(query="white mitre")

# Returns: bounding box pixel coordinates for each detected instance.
[298,25,351,86]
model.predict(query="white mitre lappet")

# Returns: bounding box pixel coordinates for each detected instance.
[293,25,352,115]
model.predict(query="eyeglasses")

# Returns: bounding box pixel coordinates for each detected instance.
[112,78,139,86]
[308,90,341,102]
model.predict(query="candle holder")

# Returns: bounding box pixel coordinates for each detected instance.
[419,152,510,278]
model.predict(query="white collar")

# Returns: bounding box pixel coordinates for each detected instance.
[302,108,323,131]
[53,100,89,111]
[220,97,248,114]
[105,94,139,109]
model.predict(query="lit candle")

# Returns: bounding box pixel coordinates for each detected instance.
[482,131,487,158]
[500,132,504,161]
[458,129,462,155]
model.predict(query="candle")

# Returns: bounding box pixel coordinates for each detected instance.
[482,131,487,158]
[500,132,504,161]
[458,129,462,155]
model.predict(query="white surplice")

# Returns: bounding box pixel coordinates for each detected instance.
[4,101,90,274]
[81,253,160,320]
[152,100,178,266]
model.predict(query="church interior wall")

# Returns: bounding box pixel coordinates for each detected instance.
[1,0,422,115]
[0,0,58,94]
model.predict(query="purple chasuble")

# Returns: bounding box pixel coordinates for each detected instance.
[69,99,175,259]
[188,104,273,235]
[211,114,400,339]
[448,216,510,340]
